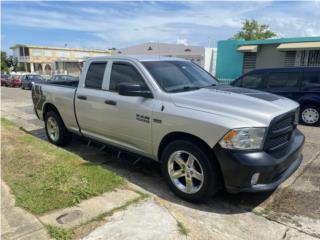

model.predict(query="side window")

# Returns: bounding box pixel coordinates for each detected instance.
[267,72,299,89]
[241,74,264,89]
[85,62,107,89]
[302,72,320,89]
[109,62,146,92]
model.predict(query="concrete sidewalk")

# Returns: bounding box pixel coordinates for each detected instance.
[1,182,49,240]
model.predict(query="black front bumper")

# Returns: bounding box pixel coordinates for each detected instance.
[214,129,305,193]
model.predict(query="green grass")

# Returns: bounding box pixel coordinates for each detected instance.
[177,220,189,236]
[46,225,72,240]
[1,118,126,214]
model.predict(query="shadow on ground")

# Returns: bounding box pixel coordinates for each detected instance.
[29,128,274,215]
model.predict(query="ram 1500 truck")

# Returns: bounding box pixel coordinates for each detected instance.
[32,56,305,202]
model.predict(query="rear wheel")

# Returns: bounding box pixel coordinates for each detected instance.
[45,111,72,146]
[161,140,220,202]
[300,105,320,126]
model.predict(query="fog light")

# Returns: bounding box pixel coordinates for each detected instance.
[251,173,260,185]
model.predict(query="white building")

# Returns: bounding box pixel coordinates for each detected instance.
[113,42,217,76]
[10,44,111,76]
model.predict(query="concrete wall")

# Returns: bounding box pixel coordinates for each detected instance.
[256,44,286,69]
[216,40,244,80]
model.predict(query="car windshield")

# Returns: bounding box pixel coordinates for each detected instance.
[142,61,218,93]
[28,75,43,81]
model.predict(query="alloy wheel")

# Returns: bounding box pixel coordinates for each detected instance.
[46,116,60,142]
[168,150,204,194]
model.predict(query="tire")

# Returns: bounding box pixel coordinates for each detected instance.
[300,105,320,126]
[161,140,220,202]
[45,111,72,146]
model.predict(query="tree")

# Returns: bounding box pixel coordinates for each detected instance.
[233,19,276,40]
[1,51,10,72]
[8,56,18,71]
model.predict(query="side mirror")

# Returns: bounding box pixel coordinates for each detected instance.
[118,83,153,98]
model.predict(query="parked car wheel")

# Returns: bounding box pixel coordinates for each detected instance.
[45,111,72,146]
[300,105,320,126]
[161,140,220,202]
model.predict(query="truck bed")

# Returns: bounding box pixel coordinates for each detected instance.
[45,80,79,87]
[32,81,80,133]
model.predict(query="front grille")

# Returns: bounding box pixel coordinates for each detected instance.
[264,110,297,152]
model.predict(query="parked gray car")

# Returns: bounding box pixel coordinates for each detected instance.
[32,56,304,202]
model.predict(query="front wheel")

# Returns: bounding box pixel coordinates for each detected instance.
[45,111,72,146]
[300,105,320,126]
[161,140,220,202]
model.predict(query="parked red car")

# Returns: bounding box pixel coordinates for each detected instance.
[9,75,22,87]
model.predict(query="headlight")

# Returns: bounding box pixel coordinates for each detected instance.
[219,128,266,150]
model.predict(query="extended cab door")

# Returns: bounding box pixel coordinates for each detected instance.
[75,61,110,138]
[101,61,155,156]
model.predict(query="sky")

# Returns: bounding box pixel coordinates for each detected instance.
[1,1,320,53]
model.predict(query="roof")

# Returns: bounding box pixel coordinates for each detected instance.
[10,44,111,53]
[86,55,188,62]
[277,42,320,50]
[237,36,320,46]
[116,42,208,55]
[248,67,320,73]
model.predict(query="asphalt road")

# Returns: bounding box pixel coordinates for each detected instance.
[1,86,320,239]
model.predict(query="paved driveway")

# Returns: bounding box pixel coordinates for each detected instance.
[1,87,319,239]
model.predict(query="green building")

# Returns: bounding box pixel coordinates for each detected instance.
[216,37,320,82]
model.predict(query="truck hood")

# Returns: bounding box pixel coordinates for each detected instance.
[170,85,299,126]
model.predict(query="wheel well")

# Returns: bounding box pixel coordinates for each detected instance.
[43,103,60,120]
[158,132,213,161]
[158,132,224,185]
[300,101,320,108]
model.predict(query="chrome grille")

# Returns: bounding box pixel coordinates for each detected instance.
[264,111,297,152]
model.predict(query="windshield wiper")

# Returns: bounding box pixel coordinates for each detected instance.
[202,83,217,88]
[170,86,200,93]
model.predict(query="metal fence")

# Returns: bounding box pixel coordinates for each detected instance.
[217,78,234,85]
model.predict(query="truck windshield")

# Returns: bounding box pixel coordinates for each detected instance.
[142,61,218,93]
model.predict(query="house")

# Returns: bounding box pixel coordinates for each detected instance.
[216,37,320,81]
[10,44,111,75]
[113,42,217,76]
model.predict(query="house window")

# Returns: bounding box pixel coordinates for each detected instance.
[44,50,52,57]
[308,50,320,66]
[56,51,70,58]
[243,52,257,73]
[32,49,42,57]
[295,50,320,67]
[284,51,296,67]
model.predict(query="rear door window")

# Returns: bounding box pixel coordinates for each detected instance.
[302,71,320,89]
[85,62,107,89]
[266,72,300,89]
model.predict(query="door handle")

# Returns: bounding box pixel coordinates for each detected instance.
[77,95,87,100]
[104,100,117,106]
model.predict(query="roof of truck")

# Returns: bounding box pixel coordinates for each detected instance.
[85,55,188,62]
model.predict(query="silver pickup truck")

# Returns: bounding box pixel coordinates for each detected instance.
[32,56,305,202]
